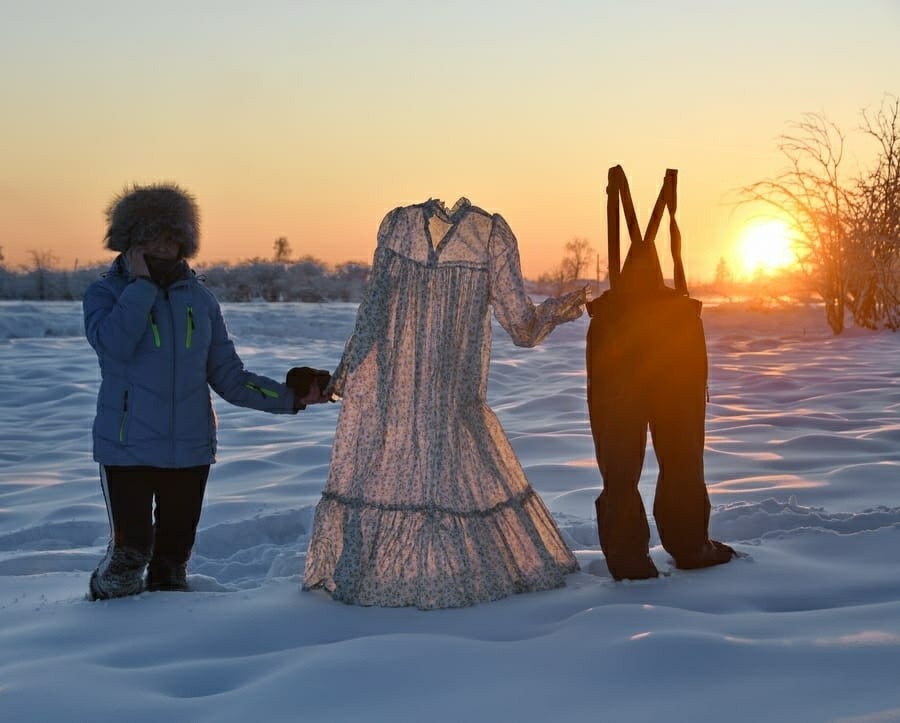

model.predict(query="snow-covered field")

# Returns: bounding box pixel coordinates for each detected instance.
[1,299,898,722]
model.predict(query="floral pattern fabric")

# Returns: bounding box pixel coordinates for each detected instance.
[303,198,588,609]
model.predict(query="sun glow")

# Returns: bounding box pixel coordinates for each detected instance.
[735,219,798,277]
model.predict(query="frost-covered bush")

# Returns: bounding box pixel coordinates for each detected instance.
[0,257,372,303]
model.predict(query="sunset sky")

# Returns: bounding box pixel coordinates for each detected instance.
[1,0,897,280]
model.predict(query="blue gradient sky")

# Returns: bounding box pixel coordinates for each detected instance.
[1,0,897,279]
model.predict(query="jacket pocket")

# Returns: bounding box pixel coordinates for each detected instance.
[182,303,211,355]
[148,312,161,348]
[185,306,194,349]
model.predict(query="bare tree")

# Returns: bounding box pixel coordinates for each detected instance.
[28,249,58,300]
[741,113,852,333]
[714,256,733,297]
[273,236,292,263]
[562,237,594,281]
[536,237,596,295]
[848,95,900,329]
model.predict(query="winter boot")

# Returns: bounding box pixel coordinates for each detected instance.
[594,494,659,580]
[89,544,150,600]
[674,540,736,570]
[146,558,189,592]
[606,553,660,581]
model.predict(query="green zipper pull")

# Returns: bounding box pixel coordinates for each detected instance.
[245,382,279,399]
[118,390,129,442]
[149,312,161,348]
[186,306,194,349]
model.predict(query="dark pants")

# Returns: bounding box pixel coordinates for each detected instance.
[101,464,209,568]
[587,290,712,569]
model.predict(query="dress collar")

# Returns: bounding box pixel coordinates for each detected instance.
[427,197,471,222]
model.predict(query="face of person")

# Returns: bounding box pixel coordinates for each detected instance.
[141,236,181,260]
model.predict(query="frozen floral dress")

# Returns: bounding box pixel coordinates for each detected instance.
[303,198,588,609]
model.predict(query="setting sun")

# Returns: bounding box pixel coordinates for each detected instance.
[735,219,797,277]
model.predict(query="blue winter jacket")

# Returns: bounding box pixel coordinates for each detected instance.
[84,257,297,468]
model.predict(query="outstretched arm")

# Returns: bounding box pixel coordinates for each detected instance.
[206,301,297,414]
[488,214,588,348]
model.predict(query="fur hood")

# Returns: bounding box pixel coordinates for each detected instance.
[104,183,200,258]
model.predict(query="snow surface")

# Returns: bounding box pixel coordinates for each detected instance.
[0,300,898,722]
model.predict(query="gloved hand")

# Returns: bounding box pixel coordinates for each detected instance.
[286,367,332,410]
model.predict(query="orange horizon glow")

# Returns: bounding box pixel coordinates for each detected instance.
[1,3,896,282]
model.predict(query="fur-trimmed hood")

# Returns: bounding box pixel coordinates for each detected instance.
[104,183,200,258]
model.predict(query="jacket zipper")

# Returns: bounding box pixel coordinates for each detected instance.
[118,390,128,443]
[166,289,176,464]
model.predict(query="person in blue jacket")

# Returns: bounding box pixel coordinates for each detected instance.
[84,182,330,600]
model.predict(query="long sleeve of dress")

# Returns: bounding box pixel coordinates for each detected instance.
[488,214,588,348]
[327,207,401,397]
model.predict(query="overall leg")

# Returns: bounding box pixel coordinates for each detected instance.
[593,408,655,579]
[588,307,657,580]
[90,465,154,600]
[649,386,710,560]
[148,465,209,591]
[649,299,733,568]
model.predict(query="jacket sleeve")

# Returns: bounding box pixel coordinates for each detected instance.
[206,300,297,414]
[83,277,159,361]
[488,214,588,348]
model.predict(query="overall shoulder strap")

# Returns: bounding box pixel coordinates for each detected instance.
[664,169,688,295]
[606,165,688,296]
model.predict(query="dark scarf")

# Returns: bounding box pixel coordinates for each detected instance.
[145,256,189,288]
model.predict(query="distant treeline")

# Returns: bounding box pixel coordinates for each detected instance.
[0,258,372,303]
[0,255,830,308]
[0,247,858,313]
